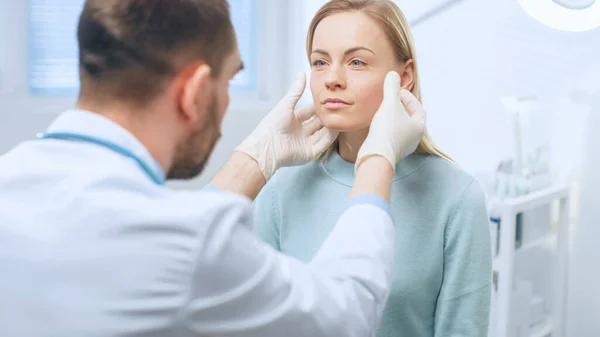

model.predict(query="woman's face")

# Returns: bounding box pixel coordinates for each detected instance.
[310,11,411,132]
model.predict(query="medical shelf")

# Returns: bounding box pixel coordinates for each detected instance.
[531,319,553,337]
[488,184,571,337]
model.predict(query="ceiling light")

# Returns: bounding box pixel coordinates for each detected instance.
[518,0,600,32]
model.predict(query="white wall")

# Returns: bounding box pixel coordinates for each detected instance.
[409,0,599,175]
[564,62,600,337]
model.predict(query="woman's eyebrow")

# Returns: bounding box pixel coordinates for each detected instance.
[344,46,376,55]
[311,46,376,56]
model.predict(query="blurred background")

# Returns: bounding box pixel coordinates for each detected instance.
[0,0,598,336]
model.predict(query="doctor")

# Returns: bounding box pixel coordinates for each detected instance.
[0,0,426,336]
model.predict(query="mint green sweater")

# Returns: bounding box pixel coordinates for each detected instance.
[254,150,492,337]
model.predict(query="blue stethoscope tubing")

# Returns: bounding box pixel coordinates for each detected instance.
[36,132,165,185]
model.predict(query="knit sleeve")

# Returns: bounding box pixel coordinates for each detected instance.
[434,179,493,337]
[253,175,281,251]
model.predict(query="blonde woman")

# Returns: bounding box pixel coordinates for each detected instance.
[255,0,492,336]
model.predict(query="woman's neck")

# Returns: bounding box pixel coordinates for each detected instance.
[337,128,369,163]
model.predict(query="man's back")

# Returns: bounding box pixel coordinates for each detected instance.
[0,110,399,337]
[0,113,250,336]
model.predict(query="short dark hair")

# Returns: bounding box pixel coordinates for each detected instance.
[77,0,235,105]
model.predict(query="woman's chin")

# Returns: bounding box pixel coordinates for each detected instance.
[319,114,369,133]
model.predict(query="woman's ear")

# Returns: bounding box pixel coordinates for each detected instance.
[179,63,212,125]
[400,59,415,91]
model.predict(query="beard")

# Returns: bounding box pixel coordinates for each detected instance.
[166,94,221,180]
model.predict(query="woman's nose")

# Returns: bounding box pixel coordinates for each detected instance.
[325,67,346,90]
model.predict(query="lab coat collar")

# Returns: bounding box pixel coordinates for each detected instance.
[320,149,429,186]
[47,109,166,182]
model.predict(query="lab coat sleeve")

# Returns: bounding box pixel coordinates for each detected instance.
[201,184,219,192]
[181,194,395,337]
[434,180,493,337]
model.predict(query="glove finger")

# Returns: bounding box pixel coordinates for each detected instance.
[275,72,307,114]
[311,128,339,156]
[383,71,402,102]
[302,115,323,136]
[295,104,316,123]
[400,89,426,123]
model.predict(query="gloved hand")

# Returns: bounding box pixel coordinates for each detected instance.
[235,73,339,181]
[356,71,426,172]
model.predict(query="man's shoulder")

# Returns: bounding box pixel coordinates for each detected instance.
[73,175,255,235]
[116,185,254,231]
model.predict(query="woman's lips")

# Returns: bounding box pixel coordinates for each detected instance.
[323,101,351,110]
[322,99,352,110]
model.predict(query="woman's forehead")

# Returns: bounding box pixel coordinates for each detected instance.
[312,11,389,52]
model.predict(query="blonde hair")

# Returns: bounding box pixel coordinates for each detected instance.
[306,0,453,162]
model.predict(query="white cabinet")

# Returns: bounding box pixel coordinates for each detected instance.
[488,184,571,337]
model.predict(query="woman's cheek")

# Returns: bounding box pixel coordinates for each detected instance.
[310,70,326,93]
[351,78,383,120]
[309,73,321,111]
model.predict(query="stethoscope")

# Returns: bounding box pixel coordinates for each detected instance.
[36,132,165,185]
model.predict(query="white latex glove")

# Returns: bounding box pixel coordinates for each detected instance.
[236,73,339,181]
[356,71,426,172]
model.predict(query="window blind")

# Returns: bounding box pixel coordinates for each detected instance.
[28,0,84,95]
[28,0,257,95]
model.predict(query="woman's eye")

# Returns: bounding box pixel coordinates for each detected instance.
[312,60,327,68]
[350,59,366,67]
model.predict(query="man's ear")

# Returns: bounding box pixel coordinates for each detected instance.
[180,64,212,125]
[400,59,415,91]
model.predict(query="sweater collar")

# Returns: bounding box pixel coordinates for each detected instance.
[319,149,429,186]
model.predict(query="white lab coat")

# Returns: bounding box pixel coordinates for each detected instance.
[0,110,395,337]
